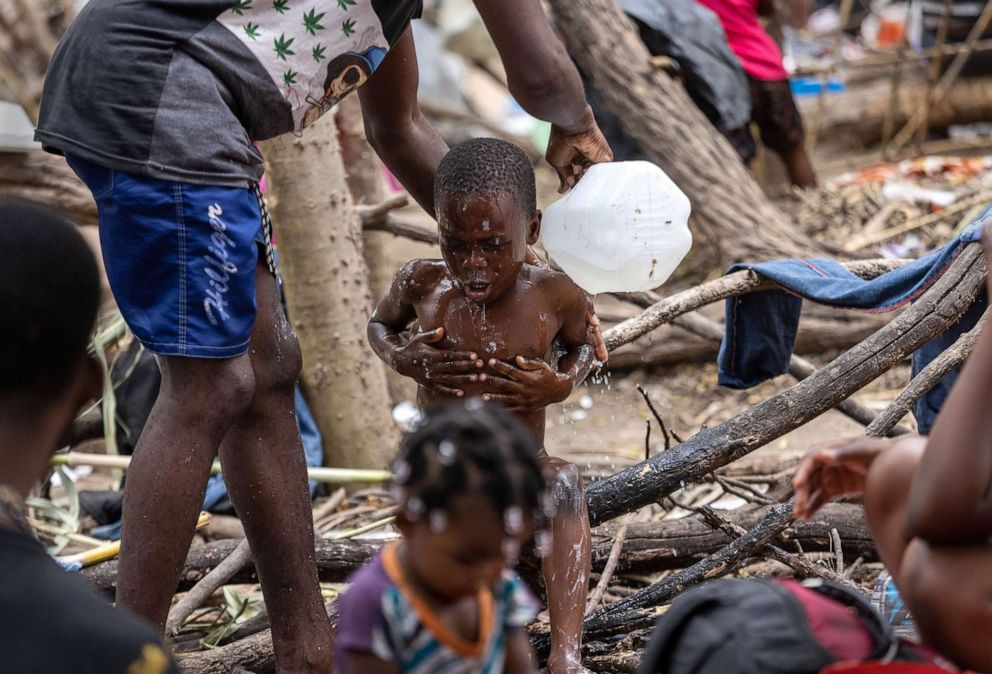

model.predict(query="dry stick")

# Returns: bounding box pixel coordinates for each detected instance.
[679,499,865,594]
[606,258,905,352]
[361,213,437,245]
[830,528,845,575]
[312,487,347,525]
[166,538,253,637]
[589,244,985,526]
[637,385,672,450]
[889,0,992,151]
[865,307,989,436]
[712,474,776,505]
[644,420,652,460]
[844,191,992,252]
[808,0,856,151]
[585,514,632,614]
[881,41,909,154]
[354,194,409,222]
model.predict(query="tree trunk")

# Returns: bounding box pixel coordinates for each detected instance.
[260,114,398,469]
[549,0,816,264]
[336,95,416,404]
[0,151,96,224]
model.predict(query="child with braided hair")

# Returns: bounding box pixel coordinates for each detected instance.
[336,402,547,673]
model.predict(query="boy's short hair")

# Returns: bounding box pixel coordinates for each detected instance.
[0,200,100,401]
[433,138,537,217]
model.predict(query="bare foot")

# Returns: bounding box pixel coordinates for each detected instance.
[548,650,594,674]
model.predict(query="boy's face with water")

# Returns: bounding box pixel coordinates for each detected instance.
[398,492,533,601]
[437,191,540,305]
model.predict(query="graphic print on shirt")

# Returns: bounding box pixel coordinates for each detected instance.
[217,0,389,131]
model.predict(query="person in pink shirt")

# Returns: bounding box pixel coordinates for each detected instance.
[696,0,817,187]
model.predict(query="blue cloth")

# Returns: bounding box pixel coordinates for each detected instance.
[66,154,264,358]
[717,206,991,433]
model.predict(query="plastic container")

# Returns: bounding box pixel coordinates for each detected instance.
[541,161,692,294]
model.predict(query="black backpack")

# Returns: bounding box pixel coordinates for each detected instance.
[638,578,952,674]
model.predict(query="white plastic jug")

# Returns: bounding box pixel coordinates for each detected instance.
[541,161,692,294]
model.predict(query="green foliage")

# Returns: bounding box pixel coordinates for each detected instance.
[341,17,356,37]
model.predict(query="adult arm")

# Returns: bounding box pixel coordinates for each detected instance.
[906,225,992,544]
[359,27,448,215]
[473,0,613,190]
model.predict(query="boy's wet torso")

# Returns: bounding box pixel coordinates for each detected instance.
[406,260,574,442]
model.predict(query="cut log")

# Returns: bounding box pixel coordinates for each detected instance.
[596,503,874,573]
[548,0,817,264]
[800,74,992,146]
[81,537,379,597]
[81,505,869,596]
[588,244,985,526]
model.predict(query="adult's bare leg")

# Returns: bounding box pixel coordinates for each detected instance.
[116,354,255,630]
[539,455,593,674]
[217,260,332,672]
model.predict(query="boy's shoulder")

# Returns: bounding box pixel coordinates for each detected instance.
[394,258,452,298]
[522,265,587,305]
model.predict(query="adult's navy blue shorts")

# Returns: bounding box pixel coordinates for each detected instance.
[67,155,265,358]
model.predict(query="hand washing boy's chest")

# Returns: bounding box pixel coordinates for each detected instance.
[417,284,560,362]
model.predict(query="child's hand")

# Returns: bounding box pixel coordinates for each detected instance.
[793,436,892,519]
[481,356,572,413]
[394,327,483,396]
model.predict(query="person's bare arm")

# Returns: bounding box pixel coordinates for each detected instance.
[551,279,598,385]
[906,224,992,544]
[359,27,448,215]
[368,261,482,395]
[473,0,613,191]
[483,277,595,413]
[503,629,540,674]
[342,651,400,674]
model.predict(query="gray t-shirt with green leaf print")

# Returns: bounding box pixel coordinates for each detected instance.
[36,0,422,187]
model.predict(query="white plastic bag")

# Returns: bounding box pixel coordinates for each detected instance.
[541,161,692,294]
